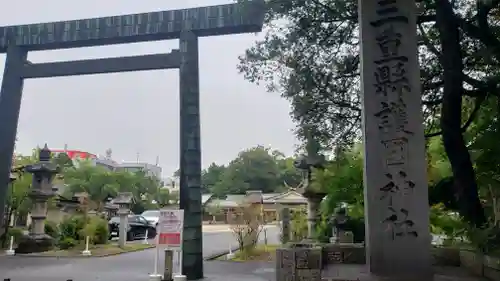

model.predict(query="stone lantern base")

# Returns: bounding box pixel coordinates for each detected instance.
[16,233,54,254]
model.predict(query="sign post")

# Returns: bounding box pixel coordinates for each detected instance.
[149,233,162,281]
[157,209,185,281]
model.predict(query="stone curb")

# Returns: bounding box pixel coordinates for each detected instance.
[11,244,155,258]
[204,246,240,261]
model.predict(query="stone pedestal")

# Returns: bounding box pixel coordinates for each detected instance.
[112,192,134,248]
[16,234,54,254]
[281,208,291,244]
[358,0,431,279]
[163,249,174,281]
[306,197,322,240]
[339,231,354,244]
[322,243,365,265]
[118,209,129,248]
[276,245,322,281]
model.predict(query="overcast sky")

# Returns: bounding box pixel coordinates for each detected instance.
[0,0,298,177]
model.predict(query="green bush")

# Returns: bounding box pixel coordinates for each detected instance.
[290,208,308,241]
[59,215,87,241]
[44,220,58,238]
[82,217,109,245]
[6,227,24,243]
[58,237,77,250]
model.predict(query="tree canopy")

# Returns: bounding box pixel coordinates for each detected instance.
[196,146,301,196]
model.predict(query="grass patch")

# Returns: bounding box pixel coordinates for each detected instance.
[222,244,279,262]
[22,242,154,257]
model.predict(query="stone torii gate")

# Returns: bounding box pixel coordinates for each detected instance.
[0,1,265,280]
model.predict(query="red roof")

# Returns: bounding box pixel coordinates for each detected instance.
[51,149,97,160]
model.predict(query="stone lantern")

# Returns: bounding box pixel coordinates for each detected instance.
[113,192,134,248]
[17,144,60,253]
[293,127,327,241]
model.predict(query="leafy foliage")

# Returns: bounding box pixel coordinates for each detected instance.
[209,146,301,196]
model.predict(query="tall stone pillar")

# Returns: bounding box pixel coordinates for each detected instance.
[0,45,27,232]
[179,30,203,280]
[358,0,432,279]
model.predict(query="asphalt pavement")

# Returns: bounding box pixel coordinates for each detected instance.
[0,225,279,281]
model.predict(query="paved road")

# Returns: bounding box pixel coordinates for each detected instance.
[1,226,279,281]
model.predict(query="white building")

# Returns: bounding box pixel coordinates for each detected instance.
[94,156,119,171]
[117,162,162,180]
[162,177,179,191]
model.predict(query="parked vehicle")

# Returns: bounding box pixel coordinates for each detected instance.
[108,215,157,241]
[141,210,161,227]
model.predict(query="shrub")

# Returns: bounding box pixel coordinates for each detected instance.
[290,208,308,241]
[59,215,87,241]
[229,204,263,254]
[44,220,59,238]
[82,217,109,245]
[58,237,77,250]
[6,227,24,244]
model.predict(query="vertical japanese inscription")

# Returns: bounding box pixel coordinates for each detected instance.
[370,0,418,240]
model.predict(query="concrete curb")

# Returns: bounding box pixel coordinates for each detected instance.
[204,246,240,261]
[12,244,155,259]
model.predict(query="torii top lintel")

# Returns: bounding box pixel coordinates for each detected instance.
[0,0,265,53]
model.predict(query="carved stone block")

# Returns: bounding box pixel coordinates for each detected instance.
[338,231,354,244]
[431,247,460,266]
[296,269,321,281]
[276,246,323,281]
[277,248,296,281]
[295,247,322,269]
[322,244,365,265]
[459,250,483,276]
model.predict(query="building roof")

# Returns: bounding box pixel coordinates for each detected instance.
[51,149,97,159]
[265,190,308,204]
[202,194,213,205]
[204,190,308,209]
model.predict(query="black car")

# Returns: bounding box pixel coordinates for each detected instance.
[108,215,157,241]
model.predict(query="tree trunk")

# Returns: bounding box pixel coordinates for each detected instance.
[436,0,486,227]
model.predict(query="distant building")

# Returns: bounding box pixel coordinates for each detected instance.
[50,147,162,179]
[95,156,118,171]
[202,190,309,223]
[161,177,179,191]
[51,149,97,160]
[116,162,162,180]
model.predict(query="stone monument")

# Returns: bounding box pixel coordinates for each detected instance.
[113,192,134,248]
[293,127,327,241]
[16,144,59,253]
[358,0,432,279]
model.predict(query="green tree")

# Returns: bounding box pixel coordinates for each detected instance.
[212,146,282,196]
[276,155,302,189]
[2,153,37,246]
[316,144,364,217]
[201,163,226,194]
[63,161,118,212]
[155,188,171,208]
[52,152,74,169]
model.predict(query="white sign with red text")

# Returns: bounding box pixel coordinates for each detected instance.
[157,209,184,249]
